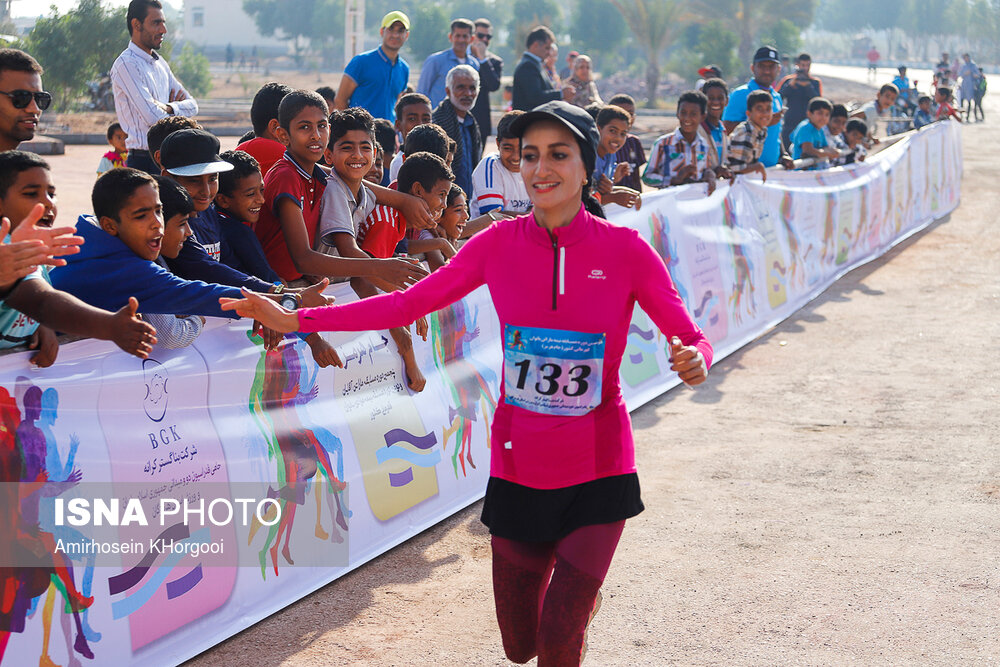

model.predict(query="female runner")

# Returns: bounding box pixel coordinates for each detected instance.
[221,101,712,666]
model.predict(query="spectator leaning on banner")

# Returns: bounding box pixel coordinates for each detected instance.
[469,18,502,149]
[0,49,50,152]
[417,19,480,109]
[333,11,411,122]
[110,0,198,175]
[511,26,574,111]
[722,45,793,169]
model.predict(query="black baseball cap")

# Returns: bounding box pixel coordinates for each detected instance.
[509,101,600,176]
[160,129,234,177]
[753,46,780,64]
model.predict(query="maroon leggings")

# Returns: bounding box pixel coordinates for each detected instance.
[491,520,625,666]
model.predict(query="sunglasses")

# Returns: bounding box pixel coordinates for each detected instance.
[476,33,492,42]
[0,90,52,110]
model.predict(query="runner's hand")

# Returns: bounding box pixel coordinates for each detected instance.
[220,289,300,332]
[668,336,707,386]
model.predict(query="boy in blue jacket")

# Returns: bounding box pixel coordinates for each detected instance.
[51,169,340,365]
[50,168,249,319]
[0,151,156,365]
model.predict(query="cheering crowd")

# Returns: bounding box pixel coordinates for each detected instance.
[1,0,975,373]
[0,0,979,664]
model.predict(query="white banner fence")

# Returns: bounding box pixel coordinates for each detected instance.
[0,120,961,666]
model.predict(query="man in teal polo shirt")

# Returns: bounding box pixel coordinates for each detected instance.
[333,11,410,122]
[722,45,794,169]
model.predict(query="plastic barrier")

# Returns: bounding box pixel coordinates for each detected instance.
[0,120,961,665]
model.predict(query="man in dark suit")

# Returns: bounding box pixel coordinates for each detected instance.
[512,26,573,111]
[470,18,502,148]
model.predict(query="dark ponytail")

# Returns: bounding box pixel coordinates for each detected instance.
[582,182,606,219]
[579,140,606,219]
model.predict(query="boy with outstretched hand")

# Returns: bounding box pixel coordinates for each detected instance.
[320,107,435,391]
[255,90,432,292]
[0,151,156,364]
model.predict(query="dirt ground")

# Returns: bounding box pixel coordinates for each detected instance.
[38,70,999,667]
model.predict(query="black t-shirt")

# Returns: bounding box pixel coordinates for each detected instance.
[779,75,822,134]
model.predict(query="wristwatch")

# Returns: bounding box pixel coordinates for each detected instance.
[279,293,300,310]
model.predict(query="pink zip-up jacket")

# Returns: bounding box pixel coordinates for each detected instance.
[299,205,713,489]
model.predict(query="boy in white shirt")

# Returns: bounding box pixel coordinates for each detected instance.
[470,111,531,217]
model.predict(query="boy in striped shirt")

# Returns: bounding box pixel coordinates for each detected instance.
[471,111,531,217]
[726,89,772,180]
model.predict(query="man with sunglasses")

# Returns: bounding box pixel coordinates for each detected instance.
[0,49,51,152]
[110,0,198,175]
[469,18,502,150]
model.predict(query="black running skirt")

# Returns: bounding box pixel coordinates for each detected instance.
[481,473,644,542]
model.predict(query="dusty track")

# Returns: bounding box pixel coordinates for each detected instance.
[40,72,995,667]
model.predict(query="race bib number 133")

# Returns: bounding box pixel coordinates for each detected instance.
[503,325,605,416]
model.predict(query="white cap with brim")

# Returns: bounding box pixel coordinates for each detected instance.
[164,161,234,177]
[159,128,235,177]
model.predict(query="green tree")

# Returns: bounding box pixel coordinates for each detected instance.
[759,18,801,58]
[611,0,688,107]
[689,0,816,67]
[694,20,739,81]
[172,43,212,97]
[20,0,125,110]
[243,0,343,64]
[507,0,561,57]
[407,3,450,61]
[569,0,627,66]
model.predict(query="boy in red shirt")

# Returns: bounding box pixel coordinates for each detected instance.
[256,90,434,290]
[359,152,453,258]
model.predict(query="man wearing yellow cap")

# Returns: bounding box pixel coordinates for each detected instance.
[333,11,411,122]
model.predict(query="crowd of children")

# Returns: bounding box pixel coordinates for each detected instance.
[1,39,970,371]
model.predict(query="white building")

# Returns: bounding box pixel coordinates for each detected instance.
[182,0,288,51]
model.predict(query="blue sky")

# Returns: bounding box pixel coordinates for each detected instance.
[13,0,178,19]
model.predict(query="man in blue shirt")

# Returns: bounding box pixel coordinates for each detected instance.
[417,18,480,108]
[722,45,794,169]
[333,11,411,122]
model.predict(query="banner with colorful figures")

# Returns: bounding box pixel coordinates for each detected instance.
[0,121,960,666]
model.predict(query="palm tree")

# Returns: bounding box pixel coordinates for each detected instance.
[689,0,815,66]
[611,0,687,108]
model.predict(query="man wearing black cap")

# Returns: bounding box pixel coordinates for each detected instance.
[722,46,793,169]
[158,128,279,293]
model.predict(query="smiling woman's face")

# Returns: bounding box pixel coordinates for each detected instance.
[519,119,586,213]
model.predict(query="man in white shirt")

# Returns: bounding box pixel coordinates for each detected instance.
[111,0,198,174]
